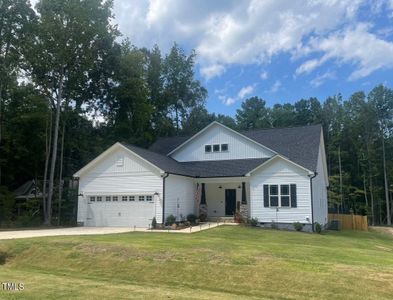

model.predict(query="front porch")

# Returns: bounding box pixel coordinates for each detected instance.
[195,178,250,221]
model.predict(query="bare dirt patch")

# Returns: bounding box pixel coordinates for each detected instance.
[370,226,393,237]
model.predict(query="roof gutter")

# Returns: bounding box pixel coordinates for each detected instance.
[309,172,318,232]
[162,173,169,224]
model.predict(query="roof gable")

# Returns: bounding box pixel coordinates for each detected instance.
[74,143,164,177]
[168,121,276,162]
[149,123,322,171]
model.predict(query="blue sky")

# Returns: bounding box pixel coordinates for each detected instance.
[31,0,393,116]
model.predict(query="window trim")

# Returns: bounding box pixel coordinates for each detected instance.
[146,195,153,202]
[221,143,229,152]
[212,144,220,152]
[138,195,145,202]
[280,184,290,207]
[204,144,212,153]
[96,196,102,202]
[266,184,293,208]
[105,196,111,202]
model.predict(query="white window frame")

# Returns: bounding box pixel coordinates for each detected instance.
[204,144,212,153]
[269,185,279,207]
[96,196,102,202]
[267,184,292,208]
[122,195,128,201]
[138,195,145,202]
[212,144,220,152]
[105,196,111,202]
[112,196,118,201]
[280,184,290,207]
[89,196,96,202]
[129,195,135,201]
[221,143,229,152]
[146,195,153,202]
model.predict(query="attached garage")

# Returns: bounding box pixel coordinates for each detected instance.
[74,143,164,227]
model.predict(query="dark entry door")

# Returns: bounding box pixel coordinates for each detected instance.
[225,189,236,216]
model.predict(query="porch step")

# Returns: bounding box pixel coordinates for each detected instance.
[207,216,236,223]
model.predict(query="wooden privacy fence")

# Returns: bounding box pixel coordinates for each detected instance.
[328,214,368,231]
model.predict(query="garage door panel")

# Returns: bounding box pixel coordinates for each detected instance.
[86,201,155,227]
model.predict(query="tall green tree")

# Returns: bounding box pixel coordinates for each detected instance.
[236,96,271,129]
[104,43,154,146]
[368,85,393,225]
[162,43,207,132]
[0,0,36,185]
[27,0,118,225]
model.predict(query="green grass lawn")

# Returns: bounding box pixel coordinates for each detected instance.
[1,226,393,299]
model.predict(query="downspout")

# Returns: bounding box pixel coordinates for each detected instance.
[162,173,169,224]
[309,172,317,232]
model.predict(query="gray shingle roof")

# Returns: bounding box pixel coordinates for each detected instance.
[241,124,322,172]
[148,124,322,172]
[123,143,269,178]
[180,158,270,178]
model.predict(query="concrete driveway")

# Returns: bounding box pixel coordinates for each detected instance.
[0,227,136,240]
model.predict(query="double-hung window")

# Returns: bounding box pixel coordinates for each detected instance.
[269,185,279,207]
[264,184,297,208]
[280,185,290,207]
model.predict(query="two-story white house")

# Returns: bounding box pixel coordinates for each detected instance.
[74,121,328,231]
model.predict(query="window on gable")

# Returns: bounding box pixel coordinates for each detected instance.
[112,196,118,201]
[205,145,212,153]
[106,196,111,202]
[90,196,96,202]
[280,185,290,207]
[139,195,145,201]
[213,144,220,152]
[269,185,279,207]
[221,143,228,151]
[146,195,152,202]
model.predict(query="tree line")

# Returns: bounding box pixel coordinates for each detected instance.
[0,0,392,226]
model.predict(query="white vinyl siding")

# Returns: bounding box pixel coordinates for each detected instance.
[171,123,274,161]
[164,174,195,221]
[250,157,312,224]
[77,147,163,227]
[311,135,329,225]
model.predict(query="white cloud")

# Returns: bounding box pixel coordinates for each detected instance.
[299,23,393,80]
[238,85,254,99]
[200,64,226,80]
[217,83,256,106]
[219,95,236,106]
[260,71,268,80]
[310,71,336,87]
[269,80,281,93]
[111,0,368,78]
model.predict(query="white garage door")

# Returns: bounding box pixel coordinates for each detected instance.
[85,195,155,227]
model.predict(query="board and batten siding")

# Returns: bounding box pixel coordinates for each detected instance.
[250,158,312,224]
[77,147,163,225]
[311,135,329,225]
[171,123,274,162]
[164,174,195,221]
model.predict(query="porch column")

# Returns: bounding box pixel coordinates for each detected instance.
[240,182,248,220]
[199,183,208,221]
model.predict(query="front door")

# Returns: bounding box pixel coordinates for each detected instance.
[225,189,236,216]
